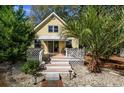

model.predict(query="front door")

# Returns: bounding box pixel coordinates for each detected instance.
[48,41,59,53]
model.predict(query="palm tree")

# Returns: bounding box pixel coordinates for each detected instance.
[62,6,124,73]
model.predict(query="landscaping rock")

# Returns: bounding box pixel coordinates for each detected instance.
[61,64,124,87]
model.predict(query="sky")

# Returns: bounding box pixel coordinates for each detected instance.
[14,5,31,16]
[23,5,31,16]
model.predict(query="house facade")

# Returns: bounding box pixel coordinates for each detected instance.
[31,12,79,54]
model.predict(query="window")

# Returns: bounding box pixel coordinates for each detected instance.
[48,26,53,32]
[54,26,58,32]
[48,25,58,32]
[34,39,41,48]
[66,40,72,48]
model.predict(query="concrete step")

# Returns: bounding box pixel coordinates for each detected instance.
[51,59,70,61]
[41,68,72,74]
[51,58,70,61]
[46,65,71,69]
[51,58,83,62]
[50,61,69,64]
[46,64,70,66]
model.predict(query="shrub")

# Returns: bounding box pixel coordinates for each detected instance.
[21,60,39,75]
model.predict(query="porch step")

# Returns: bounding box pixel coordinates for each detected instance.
[50,61,69,64]
[46,66,72,70]
[46,64,70,66]
[51,58,83,61]
[41,68,72,74]
[51,58,70,60]
[46,65,71,69]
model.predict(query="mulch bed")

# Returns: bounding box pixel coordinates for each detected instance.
[0,70,8,87]
[41,80,63,87]
[84,55,124,69]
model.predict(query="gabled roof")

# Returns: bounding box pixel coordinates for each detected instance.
[34,12,66,31]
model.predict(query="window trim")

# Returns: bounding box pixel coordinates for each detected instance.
[54,25,58,32]
[48,25,54,32]
[48,25,59,33]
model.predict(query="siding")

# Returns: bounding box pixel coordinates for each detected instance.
[36,17,64,37]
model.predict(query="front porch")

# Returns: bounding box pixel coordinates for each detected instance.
[43,41,66,54]
[32,35,80,54]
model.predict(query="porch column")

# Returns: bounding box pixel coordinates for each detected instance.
[65,48,68,57]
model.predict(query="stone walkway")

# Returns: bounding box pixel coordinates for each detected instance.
[61,64,124,87]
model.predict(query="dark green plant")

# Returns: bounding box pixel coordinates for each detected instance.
[63,6,124,73]
[21,60,39,75]
[30,5,79,24]
[0,6,34,63]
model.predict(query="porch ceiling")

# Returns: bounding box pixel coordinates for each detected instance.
[38,35,66,41]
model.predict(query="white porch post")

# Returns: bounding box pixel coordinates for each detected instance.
[65,48,68,57]
[39,49,43,63]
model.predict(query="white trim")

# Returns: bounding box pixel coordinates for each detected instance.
[38,35,66,41]
[34,12,66,31]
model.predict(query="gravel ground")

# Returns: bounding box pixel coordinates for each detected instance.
[61,64,124,87]
[0,62,44,87]
[1,62,124,87]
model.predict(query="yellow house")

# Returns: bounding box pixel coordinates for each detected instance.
[32,12,79,54]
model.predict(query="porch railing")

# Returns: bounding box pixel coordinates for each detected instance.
[65,48,85,59]
[26,48,44,62]
[65,48,85,65]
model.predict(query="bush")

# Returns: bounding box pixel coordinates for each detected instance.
[21,60,39,75]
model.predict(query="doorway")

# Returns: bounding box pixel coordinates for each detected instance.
[48,41,59,53]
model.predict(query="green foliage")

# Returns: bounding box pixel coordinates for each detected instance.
[21,60,39,75]
[63,6,124,58]
[0,6,34,63]
[63,6,124,72]
[30,5,79,24]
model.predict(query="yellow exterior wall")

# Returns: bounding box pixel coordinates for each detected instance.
[29,43,34,48]
[35,16,67,53]
[36,17,64,37]
[59,41,66,53]
[42,41,48,54]
[72,38,79,48]
[33,15,79,53]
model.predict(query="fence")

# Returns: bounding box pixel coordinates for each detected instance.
[26,48,44,62]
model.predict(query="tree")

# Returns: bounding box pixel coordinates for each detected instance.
[0,6,34,64]
[30,5,79,25]
[63,6,124,73]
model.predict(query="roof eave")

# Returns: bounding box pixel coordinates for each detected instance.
[33,12,67,32]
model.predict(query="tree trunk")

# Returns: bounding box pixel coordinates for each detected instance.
[88,56,101,73]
